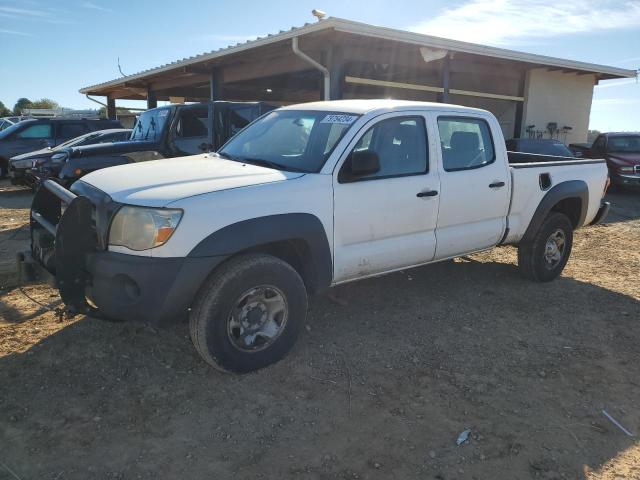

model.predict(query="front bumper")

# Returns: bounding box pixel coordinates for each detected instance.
[610,172,640,188]
[24,179,224,325]
[85,252,224,325]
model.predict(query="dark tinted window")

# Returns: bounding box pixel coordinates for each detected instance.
[58,123,88,140]
[607,135,640,153]
[228,105,261,136]
[507,139,573,157]
[16,124,52,139]
[175,107,208,138]
[341,116,428,182]
[438,117,495,171]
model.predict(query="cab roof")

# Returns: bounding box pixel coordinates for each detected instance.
[279,99,488,115]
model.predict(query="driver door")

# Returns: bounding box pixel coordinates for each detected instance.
[170,104,212,155]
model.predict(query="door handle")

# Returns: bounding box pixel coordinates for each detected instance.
[417,190,438,197]
[489,181,506,188]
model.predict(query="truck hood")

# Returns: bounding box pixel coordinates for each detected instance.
[11,147,54,162]
[79,153,305,207]
[606,152,640,165]
[69,140,155,158]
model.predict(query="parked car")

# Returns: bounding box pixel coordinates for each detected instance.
[570,133,640,189]
[48,101,274,187]
[9,128,131,188]
[506,138,575,158]
[23,100,610,373]
[0,117,19,132]
[0,117,122,178]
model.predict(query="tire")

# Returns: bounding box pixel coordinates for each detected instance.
[0,159,7,179]
[189,253,307,373]
[518,212,574,282]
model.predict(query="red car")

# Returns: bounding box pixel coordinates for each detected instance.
[571,133,640,189]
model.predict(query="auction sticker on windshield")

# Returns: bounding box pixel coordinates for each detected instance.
[320,114,358,125]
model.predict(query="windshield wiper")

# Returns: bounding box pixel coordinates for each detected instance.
[217,153,305,172]
[242,158,305,172]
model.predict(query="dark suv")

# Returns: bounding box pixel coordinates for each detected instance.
[0,118,121,177]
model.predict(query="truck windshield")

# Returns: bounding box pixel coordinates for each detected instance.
[218,110,360,173]
[130,108,170,142]
[607,135,640,153]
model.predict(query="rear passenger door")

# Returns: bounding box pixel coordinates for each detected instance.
[433,114,510,260]
[333,112,440,282]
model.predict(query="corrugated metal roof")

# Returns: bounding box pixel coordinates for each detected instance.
[80,17,636,94]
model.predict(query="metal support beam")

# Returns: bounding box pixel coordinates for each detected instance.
[147,88,157,109]
[438,54,450,103]
[210,69,221,101]
[106,97,116,120]
[513,70,527,138]
[328,45,344,100]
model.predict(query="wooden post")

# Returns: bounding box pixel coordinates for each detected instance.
[106,97,116,119]
[147,88,157,109]
[210,69,221,101]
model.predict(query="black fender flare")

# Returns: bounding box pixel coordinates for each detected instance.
[521,180,588,244]
[188,213,333,292]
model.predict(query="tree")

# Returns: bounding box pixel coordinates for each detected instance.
[0,101,11,117]
[30,98,60,109]
[13,97,32,115]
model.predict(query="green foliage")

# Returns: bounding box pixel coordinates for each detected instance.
[30,98,60,109]
[13,97,32,114]
[0,101,11,117]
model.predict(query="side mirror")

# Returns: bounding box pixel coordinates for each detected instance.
[350,149,380,176]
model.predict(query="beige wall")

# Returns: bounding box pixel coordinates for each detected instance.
[522,68,596,145]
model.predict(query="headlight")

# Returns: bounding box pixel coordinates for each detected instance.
[50,152,68,164]
[108,206,183,251]
[11,159,33,169]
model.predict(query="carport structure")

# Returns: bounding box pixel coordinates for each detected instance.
[80,17,635,144]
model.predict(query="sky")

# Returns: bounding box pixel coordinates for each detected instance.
[0,0,638,132]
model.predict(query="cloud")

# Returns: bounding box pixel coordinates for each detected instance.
[0,3,74,24]
[81,2,112,13]
[408,0,640,46]
[0,28,34,36]
[0,5,48,17]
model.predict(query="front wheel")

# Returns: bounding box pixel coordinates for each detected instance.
[518,212,574,282]
[189,253,307,373]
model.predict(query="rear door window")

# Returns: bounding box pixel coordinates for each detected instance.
[16,124,53,139]
[437,117,495,172]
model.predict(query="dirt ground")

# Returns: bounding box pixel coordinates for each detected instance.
[0,179,639,480]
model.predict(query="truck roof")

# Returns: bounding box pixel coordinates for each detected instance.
[279,99,489,115]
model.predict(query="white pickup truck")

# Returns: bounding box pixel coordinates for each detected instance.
[25,100,610,372]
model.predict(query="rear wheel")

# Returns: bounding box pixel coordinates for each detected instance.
[518,212,573,282]
[189,253,307,373]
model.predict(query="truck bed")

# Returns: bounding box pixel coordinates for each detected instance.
[502,153,607,245]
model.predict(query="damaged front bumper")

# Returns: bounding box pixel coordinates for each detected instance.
[21,180,224,325]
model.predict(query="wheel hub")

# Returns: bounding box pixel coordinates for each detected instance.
[227,285,288,352]
[543,229,566,270]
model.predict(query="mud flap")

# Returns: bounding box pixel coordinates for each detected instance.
[54,196,96,314]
